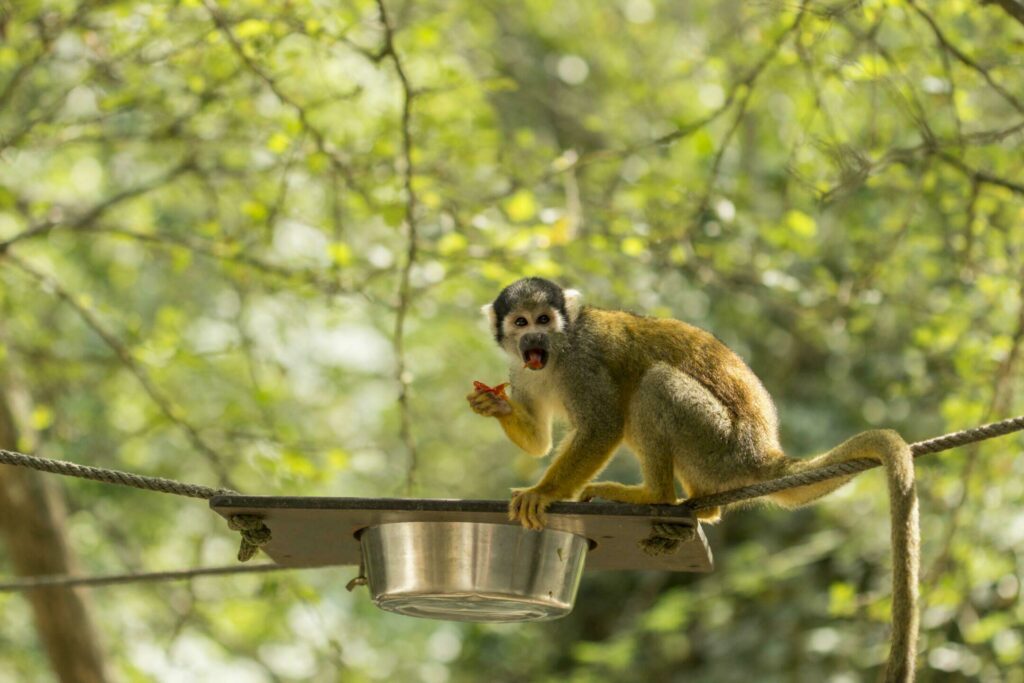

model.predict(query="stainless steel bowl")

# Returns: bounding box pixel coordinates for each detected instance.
[360,521,588,622]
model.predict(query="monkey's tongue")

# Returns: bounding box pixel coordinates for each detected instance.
[524,349,546,369]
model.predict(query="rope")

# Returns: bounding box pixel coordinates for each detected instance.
[2,415,1023,563]
[641,414,1024,554]
[0,563,289,592]
[684,414,1024,510]
[0,449,233,499]
[0,449,271,560]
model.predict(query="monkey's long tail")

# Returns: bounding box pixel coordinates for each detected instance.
[763,436,919,681]
[767,437,919,682]
[675,416,1024,681]
[882,439,919,683]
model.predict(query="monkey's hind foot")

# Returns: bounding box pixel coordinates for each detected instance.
[579,482,676,505]
[693,505,722,523]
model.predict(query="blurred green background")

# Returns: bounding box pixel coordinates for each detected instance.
[1,0,1023,681]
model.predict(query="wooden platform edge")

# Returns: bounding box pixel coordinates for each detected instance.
[209,495,714,573]
[209,495,701,519]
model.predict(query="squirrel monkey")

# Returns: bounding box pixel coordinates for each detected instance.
[467,277,919,682]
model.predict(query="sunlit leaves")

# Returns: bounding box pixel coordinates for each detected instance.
[436,232,467,256]
[328,242,353,266]
[0,0,1022,681]
[828,582,859,618]
[784,210,817,239]
[620,236,645,256]
[266,132,291,154]
[503,190,537,223]
[29,405,55,431]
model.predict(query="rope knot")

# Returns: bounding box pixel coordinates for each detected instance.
[639,521,696,556]
[228,514,272,562]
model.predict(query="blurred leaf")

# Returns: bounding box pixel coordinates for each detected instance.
[785,209,817,238]
[504,190,537,222]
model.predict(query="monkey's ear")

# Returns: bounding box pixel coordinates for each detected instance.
[564,289,583,323]
[481,303,497,328]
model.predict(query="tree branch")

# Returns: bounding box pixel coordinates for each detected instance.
[512,0,809,192]
[937,152,1024,196]
[924,272,1024,586]
[0,160,194,254]
[200,0,376,210]
[979,0,1024,28]
[3,254,236,489]
[376,0,420,495]
[96,227,369,294]
[908,0,1024,115]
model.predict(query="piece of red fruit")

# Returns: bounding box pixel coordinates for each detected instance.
[473,380,509,400]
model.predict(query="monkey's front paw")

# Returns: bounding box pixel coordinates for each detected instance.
[466,388,512,417]
[508,486,560,530]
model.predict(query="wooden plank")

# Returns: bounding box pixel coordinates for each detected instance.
[210,496,714,572]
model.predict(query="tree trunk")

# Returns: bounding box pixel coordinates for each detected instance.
[0,386,109,683]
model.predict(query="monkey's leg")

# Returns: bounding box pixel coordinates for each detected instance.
[689,501,723,523]
[580,432,676,504]
[625,363,739,521]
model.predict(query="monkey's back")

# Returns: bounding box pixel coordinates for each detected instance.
[576,307,781,450]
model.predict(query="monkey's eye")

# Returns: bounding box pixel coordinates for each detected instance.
[514,317,528,327]
[536,314,550,325]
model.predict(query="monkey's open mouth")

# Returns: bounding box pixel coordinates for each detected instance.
[523,348,548,370]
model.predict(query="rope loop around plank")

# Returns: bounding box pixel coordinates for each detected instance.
[640,522,697,556]
[227,514,273,561]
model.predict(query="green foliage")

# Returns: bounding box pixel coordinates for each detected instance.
[1,0,1023,681]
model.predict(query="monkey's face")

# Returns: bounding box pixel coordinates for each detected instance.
[483,278,582,372]
[499,304,564,371]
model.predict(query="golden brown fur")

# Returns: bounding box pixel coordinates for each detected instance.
[467,279,920,682]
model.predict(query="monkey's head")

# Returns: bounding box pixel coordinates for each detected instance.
[482,277,583,371]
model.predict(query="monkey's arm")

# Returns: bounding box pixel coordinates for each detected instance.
[509,425,623,529]
[466,386,552,456]
[497,396,552,457]
[509,369,625,529]
[509,366,625,529]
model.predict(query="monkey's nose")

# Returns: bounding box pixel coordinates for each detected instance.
[520,333,549,349]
